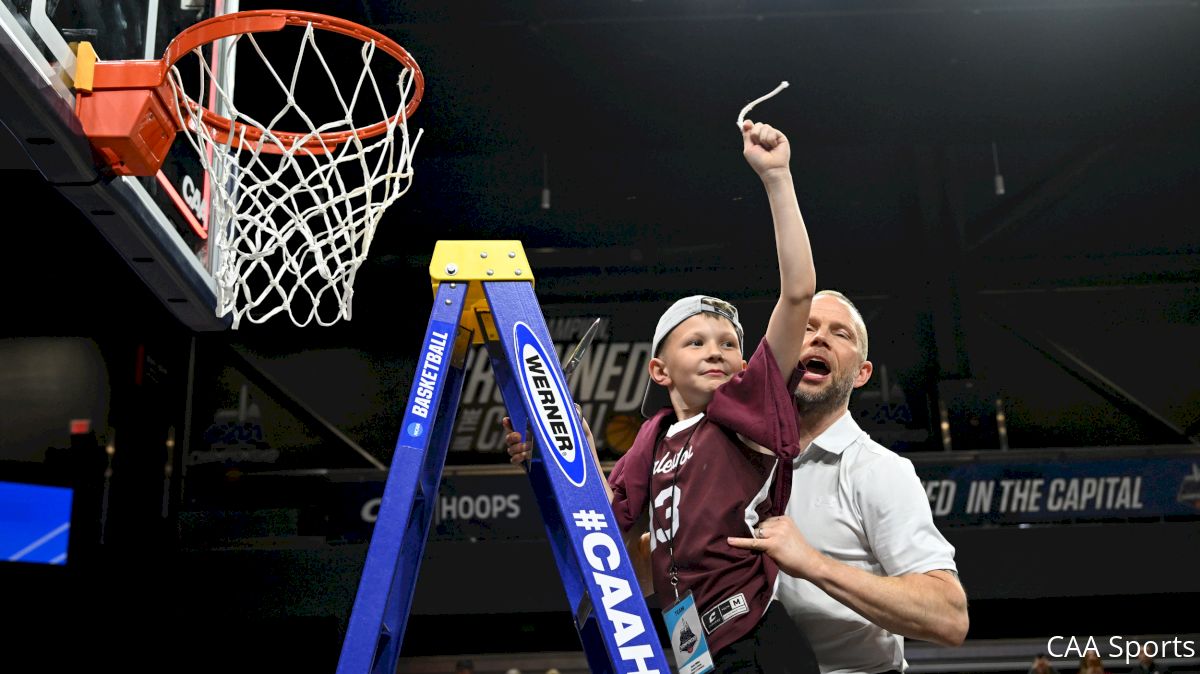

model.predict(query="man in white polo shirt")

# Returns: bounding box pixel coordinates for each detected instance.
[729,290,969,674]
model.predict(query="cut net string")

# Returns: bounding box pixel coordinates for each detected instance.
[737,80,789,127]
[168,21,423,328]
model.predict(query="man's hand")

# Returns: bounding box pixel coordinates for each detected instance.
[727,515,826,579]
[732,516,969,646]
[742,119,791,180]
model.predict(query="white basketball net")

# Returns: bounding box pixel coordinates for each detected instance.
[167,21,423,328]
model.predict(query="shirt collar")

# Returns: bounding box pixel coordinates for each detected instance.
[808,410,863,455]
[666,412,705,438]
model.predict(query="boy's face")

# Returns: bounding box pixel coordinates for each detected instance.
[649,313,745,412]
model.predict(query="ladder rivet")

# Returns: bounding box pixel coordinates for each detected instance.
[480,251,489,259]
[445,264,458,275]
[487,269,495,276]
[514,268,523,276]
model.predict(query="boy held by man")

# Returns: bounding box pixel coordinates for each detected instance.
[505,119,818,673]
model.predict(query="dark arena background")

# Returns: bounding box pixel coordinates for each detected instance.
[1,0,1198,672]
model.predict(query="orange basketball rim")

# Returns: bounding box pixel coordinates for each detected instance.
[72,10,424,176]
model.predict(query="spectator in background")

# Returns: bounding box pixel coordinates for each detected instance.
[454,659,475,674]
[1029,652,1059,674]
[1129,652,1169,674]
[1078,652,1108,674]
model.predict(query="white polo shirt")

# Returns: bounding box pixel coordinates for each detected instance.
[778,411,957,674]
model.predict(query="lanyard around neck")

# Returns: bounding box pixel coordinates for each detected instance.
[650,416,704,601]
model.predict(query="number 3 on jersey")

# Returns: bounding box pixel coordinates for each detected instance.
[652,485,682,547]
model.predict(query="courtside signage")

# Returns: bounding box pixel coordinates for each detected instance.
[514,321,587,487]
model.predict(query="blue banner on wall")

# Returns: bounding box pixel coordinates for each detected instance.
[324,453,1200,542]
[916,453,1200,526]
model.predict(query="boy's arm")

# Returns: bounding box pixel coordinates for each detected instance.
[742,119,815,378]
[503,412,614,503]
[579,418,653,595]
[582,412,615,504]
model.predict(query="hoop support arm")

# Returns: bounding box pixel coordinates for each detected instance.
[72,9,425,173]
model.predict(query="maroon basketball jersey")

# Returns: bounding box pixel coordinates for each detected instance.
[610,338,801,654]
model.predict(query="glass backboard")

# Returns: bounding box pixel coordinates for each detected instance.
[0,0,236,330]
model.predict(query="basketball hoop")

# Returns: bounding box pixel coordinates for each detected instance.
[74,10,425,328]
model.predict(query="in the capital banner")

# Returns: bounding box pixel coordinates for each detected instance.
[916,453,1200,526]
[326,454,1200,542]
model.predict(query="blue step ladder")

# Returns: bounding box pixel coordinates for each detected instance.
[336,241,670,674]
